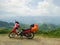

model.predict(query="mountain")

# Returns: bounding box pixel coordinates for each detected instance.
[38,23,58,30]
[0,21,29,29]
[0,20,60,31]
[0,21,14,28]
[0,16,60,25]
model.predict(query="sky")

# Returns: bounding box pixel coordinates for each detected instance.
[0,0,60,17]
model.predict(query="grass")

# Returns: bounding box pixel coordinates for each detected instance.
[0,28,60,38]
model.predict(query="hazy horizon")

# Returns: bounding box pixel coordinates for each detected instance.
[0,16,60,25]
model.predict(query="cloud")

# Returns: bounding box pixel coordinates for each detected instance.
[0,0,60,17]
[53,0,60,7]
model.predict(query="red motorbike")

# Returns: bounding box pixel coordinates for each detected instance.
[9,24,38,39]
[8,29,34,39]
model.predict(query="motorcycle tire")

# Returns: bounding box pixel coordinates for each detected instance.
[26,32,34,39]
[8,32,17,38]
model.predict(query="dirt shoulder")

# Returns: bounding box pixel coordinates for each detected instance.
[0,34,60,45]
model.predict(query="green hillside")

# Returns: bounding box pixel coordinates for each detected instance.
[36,27,60,37]
[38,23,58,30]
[0,21,14,28]
[0,21,60,37]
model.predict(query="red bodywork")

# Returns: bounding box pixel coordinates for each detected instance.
[11,28,17,33]
[23,29,31,33]
[11,24,38,33]
[11,29,31,34]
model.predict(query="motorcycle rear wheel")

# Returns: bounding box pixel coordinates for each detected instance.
[26,32,34,39]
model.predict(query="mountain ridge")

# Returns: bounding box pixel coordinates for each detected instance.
[0,16,60,25]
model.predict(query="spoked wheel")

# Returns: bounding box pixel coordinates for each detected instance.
[26,32,34,39]
[8,32,17,38]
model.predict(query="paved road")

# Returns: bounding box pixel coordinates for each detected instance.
[0,35,60,45]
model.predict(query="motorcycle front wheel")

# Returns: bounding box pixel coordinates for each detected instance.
[8,32,17,38]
